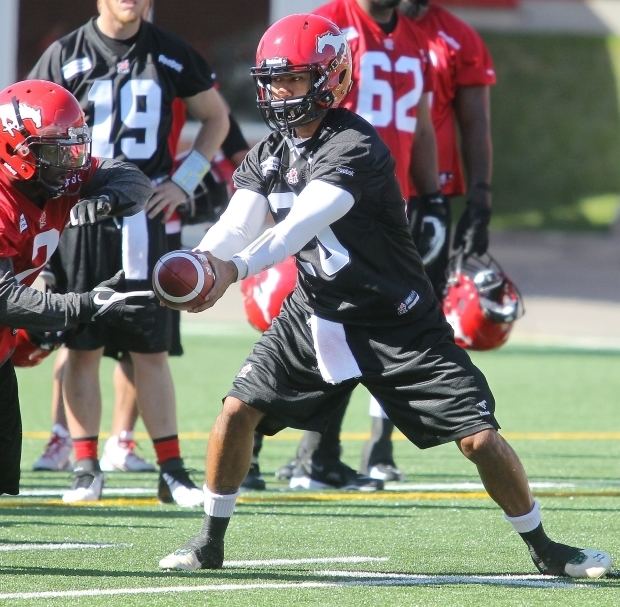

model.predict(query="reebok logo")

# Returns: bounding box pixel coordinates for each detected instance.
[158,54,183,73]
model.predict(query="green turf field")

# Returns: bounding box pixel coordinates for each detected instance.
[2,326,619,606]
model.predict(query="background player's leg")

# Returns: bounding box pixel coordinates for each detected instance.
[131,351,202,507]
[32,348,72,472]
[62,347,105,503]
[100,355,155,472]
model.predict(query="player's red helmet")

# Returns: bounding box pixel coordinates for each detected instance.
[442,253,524,351]
[11,328,62,368]
[251,14,353,132]
[0,79,91,196]
[240,257,298,332]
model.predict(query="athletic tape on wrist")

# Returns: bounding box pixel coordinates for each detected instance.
[171,149,211,196]
[231,256,248,281]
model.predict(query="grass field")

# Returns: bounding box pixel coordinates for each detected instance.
[2,324,619,606]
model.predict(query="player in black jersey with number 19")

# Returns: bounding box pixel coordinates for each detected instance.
[28,0,229,506]
[157,14,612,579]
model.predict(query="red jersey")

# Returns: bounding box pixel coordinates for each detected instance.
[314,0,434,198]
[413,5,496,196]
[0,161,97,361]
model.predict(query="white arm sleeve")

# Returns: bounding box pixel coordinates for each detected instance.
[232,180,354,279]
[194,188,269,261]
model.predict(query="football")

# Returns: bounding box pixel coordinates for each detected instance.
[152,249,215,311]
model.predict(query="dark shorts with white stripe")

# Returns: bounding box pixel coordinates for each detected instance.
[228,297,500,449]
[57,216,173,353]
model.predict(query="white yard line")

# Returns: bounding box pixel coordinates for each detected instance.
[0,570,587,600]
[318,570,587,589]
[226,556,388,567]
[0,543,131,552]
[385,480,620,492]
[15,479,620,499]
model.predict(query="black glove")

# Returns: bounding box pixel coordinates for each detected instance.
[28,328,66,351]
[177,173,229,225]
[68,194,115,227]
[81,270,157,324]
[453,200,491,256]
[409,192,449,266]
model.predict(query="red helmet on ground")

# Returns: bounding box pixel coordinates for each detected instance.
[11,328,63,368]
[251,13,353,131]
[442,253,524,351]
[240,257,298,332]
[0,79,91,196]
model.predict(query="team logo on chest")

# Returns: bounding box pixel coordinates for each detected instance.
[285,168,299,185]
[39,212,47,229]
[116,59,131,74]
[18,213,27,233]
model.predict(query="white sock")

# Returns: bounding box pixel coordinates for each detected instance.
[204,485,239,517]
[505,500,542,534]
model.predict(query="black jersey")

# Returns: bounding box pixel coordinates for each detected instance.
[234,108,436,326]
[28,18,214,179]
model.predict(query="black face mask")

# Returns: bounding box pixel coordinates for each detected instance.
[401,0,429,18]
[371,0,402,9]
[37,165,72,198]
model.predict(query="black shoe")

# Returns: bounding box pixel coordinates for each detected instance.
[275,460,297,481]
[532,541,612,579]
[289,459,384,491]
[158,458,203,507]
[240,462,266,490]
[159,534,224,571]
[367,463,404,482]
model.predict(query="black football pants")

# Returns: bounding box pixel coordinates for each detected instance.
[0,361,21,495]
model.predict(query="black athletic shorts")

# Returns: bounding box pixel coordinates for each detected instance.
[58,215,173,353]
[101,230,183,360]
[0,361,21,495]
[228,297,499,449]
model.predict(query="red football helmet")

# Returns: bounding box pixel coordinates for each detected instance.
[240,257,298,332]
[11,328,63,368]
[442,253,524,351]
[251,13,353,131]
[0,79,91,196]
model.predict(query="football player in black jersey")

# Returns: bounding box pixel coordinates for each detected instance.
[157,14,612,579]
[28,0,229,506]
